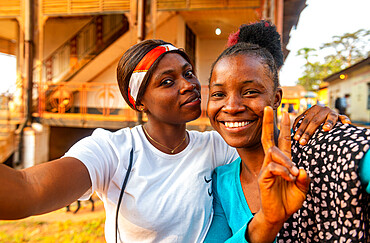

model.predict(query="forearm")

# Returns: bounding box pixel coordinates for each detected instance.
[246,212,283,243]
[0,158,91,220]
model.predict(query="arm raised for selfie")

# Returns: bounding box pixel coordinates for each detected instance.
[0,157,91,219]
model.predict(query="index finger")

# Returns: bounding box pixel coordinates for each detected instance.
[261,106,275,152]
[278,111,292,159]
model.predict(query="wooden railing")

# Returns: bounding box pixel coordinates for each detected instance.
[0,0,22,18]
[0,95,22,163]
[36,82,210,123]
[40,0,260,16]
[157,0,261,10]
[41,0,130,16]
[42,14,129,83]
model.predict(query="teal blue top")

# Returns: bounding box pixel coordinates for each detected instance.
[359,149,370,193]
[205,151,370,242]
[204,157,251,243]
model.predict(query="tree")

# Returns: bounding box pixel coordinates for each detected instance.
[296,29,369,90]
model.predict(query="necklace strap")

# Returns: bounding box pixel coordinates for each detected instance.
[142,126,187,154]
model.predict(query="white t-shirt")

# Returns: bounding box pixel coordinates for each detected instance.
[64,125,237,243]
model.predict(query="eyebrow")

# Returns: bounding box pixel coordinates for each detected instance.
[155,63,191,82]
[211,80,253,87]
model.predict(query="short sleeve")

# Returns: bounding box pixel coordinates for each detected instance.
[63,128,122,200]
[359,149,370,194]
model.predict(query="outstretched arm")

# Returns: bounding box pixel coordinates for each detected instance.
[0,157,91,219]
[292,105,350,145]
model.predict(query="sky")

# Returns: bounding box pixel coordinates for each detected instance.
[280,0,370,86]
[0,0,369,93]
[0,53,16,94]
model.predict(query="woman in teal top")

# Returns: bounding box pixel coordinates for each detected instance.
[205,20,370,242]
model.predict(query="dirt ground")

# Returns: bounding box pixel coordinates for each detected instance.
[0,195,106,242]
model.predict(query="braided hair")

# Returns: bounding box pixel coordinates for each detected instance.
[210,20,283,89]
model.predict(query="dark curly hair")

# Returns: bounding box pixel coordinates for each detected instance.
[210,20,283,89]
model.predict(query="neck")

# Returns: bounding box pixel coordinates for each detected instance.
[237,144,265,180]
[143,120,188,154]
[238,124,279,181]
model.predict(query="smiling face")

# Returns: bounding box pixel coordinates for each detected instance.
[140,53,202,124]
[207,54,282,148]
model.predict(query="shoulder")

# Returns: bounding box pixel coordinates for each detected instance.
[214,157,241,181]
[188,130,231,151]
[188,130,225,142]
[293,121,370,158]
[90,126,139,146]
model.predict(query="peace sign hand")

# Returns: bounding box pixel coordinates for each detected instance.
[259,106,310,225]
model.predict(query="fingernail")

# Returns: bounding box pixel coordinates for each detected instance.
[322,125,330,131]
[300,138,307,145]
[294,134,300,140]
[289,174,296,180]
[292,166,299,175]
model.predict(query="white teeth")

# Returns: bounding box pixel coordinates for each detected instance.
[224,121,250,128]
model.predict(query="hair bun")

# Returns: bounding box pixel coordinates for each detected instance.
[237,20,284,69]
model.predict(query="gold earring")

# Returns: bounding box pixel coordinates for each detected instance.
[139,107,144,111]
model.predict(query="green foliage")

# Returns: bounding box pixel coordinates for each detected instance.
[296,29,369,90]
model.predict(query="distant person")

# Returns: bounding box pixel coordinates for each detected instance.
[335,96,347,115]
[288,103,294,113]
[345,93,351,118]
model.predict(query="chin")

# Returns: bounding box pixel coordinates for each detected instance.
[184,110,201,123]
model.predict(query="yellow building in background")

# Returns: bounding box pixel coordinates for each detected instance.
[317,82,329,106]
[279,85,306,116]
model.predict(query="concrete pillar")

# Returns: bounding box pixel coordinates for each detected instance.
[23,123,50,168]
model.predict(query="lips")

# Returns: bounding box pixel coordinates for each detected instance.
[181,92,201,106]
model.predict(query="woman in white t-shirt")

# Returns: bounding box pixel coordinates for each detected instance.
[0,39,349,242]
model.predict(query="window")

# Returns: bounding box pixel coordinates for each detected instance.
[185,25,196,67]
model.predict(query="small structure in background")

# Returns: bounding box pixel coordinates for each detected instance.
[280,85,306,115]
[325,57,370,125]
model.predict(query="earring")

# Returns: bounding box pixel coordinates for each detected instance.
[139,107,144,112]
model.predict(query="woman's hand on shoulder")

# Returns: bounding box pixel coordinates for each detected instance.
[292,105,351,145]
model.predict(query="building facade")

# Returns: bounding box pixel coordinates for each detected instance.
[325,57,370,124]
[0,0,307,165]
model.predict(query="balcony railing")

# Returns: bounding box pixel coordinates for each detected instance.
[36,82,210,125]
[42,14,129,83]
[157,0,261,10]
[41,0,130,16]
[0,0,22,18]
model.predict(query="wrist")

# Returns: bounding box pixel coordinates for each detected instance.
[246,212,283,243]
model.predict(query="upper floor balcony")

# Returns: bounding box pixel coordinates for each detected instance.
[0,0,22,18]
[0,0,261,18]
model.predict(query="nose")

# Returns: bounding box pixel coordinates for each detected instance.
[179,79,199,94]
[222,94,246,114]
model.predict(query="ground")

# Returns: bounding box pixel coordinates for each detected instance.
[0,195,106,242]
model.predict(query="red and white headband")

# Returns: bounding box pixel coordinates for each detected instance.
[128,44,178,109]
